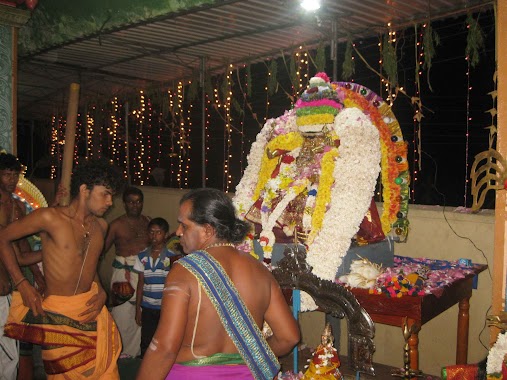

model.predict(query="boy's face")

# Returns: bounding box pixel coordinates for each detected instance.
[149,224,168,246]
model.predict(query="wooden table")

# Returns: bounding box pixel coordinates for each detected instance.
[349,264,487,371]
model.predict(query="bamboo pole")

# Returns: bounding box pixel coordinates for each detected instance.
[60,83,80,206]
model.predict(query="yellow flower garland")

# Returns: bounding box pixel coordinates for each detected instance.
[253,132,304,200]
[308,148,339,244]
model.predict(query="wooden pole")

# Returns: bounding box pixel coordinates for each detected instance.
[492,1,507,343]
[60,83,80,206]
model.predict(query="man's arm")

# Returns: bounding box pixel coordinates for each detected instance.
[135,272,144,326]
[0,209,49,316]
[264,276,300,356]
[102,221,117,255]
[14,235,42,266]
[136,265,190,380]
[0,260,11,296]
[78,272,107,323]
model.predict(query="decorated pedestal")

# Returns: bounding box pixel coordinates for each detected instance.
[254,239,394,278]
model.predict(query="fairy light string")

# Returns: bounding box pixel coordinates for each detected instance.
[224,64,233,192]
[464,54,471,207]
[177,81,184,188]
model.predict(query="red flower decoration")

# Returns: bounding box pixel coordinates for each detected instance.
[314,72,330,83]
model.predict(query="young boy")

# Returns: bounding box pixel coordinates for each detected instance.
[134,217,176,357]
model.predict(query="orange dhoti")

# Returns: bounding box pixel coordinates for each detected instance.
[4,282,121,379]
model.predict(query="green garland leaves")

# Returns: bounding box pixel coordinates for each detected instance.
[342,39,355,80]
[422,22,440,92]
[423,23,440,71]
[382,34,398,87]
[465,13,485,68]
[267,60,278,96]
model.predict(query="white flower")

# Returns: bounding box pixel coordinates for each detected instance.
[487,332,507,375]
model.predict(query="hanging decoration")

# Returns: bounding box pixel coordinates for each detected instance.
[470,70,499,211]
[464,55,472,207]
[223,64,234,192]
[412,24,425,201]
[267,60,278,96]
[465,13,484,69]
[342,38,355,80]
[422,21,440,92]
[381,27,398,91]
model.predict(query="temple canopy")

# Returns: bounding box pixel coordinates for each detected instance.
[16,0,493,120]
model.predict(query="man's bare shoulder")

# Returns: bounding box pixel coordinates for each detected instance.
[96,217,108,234]
[109,214,126,225]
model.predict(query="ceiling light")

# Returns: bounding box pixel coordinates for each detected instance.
[301,0,321,11]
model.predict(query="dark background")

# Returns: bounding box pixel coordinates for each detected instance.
[17,10,496,208]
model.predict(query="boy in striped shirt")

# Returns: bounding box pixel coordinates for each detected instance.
[134,217,176,358]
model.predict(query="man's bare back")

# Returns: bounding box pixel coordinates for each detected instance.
[170,247,277,361]
[136,189,300,380]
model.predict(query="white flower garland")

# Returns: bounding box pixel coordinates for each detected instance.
[487,332,507,376]
[233,107,381,311]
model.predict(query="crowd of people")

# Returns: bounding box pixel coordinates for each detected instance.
[0,153,300,379]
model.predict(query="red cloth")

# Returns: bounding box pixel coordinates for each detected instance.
[442,364,478,380]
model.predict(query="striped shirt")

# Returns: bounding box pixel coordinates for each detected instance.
[133,247,175,309]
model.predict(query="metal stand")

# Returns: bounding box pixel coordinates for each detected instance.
[391,317,423,379]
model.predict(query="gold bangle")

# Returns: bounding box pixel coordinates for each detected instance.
[14,277,28,288]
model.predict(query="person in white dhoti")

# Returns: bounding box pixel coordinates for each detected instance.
[103,186,151,357]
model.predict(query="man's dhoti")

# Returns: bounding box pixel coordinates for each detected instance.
[4,283,121,379]
[110,255,141,357]
[0,294,18,380]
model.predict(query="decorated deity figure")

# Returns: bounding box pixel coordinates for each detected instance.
[243,73,385,249]
[233,73,409,309]
[302,322,343,380]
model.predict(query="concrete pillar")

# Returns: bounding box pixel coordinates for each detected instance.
[0,4,30,154]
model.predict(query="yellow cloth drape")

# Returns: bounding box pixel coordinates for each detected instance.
[5,282,121,379]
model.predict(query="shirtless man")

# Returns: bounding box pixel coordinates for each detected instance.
[0,159,124,379]
[103,186,150,358]
[0,153,43,380]
[137,188,300,380]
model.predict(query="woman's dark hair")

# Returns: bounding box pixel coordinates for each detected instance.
[180,188,250,244]
[149,217,169,233]
[123,186,144,202]
[70,159,125,198]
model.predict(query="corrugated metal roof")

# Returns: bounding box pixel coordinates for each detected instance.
[17,0,493,119]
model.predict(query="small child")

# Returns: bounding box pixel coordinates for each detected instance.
[133,217,176,358]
